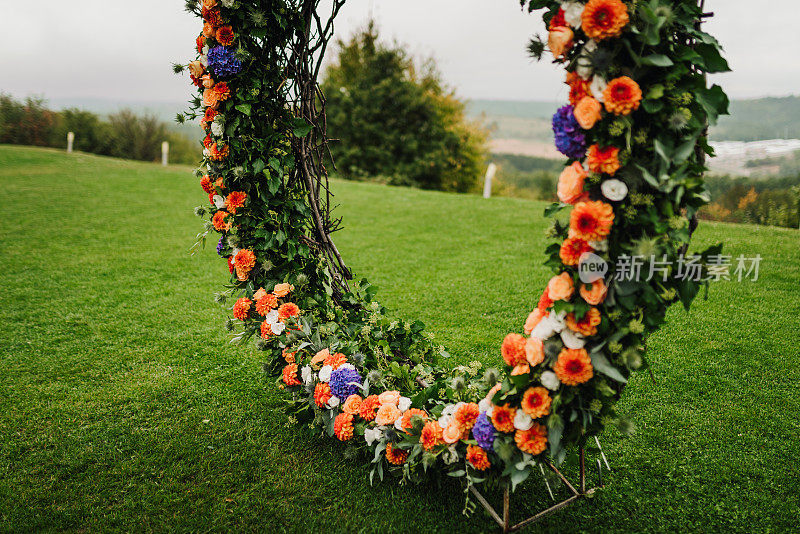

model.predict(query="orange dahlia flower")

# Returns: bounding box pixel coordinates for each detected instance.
[501,333,527,366]
[514,423,548,455]
[567,72,591,106]
[554,348,594,385]
[277,302,300,321]
[234,249,256,281]
[313,382,332,407]
[547,272,575,301]
[212,210,232,231]
[525,336,545,366]
[209,143,229,161]
[582,0,629,41]
[420,421,444,451]
[538,288,553,311]
[232,297,251,321]
[215,25,235,46]
[574,96,603,129]
[281,363,301,387]
[385,443,409,465]
[466,445,491,470]
[522,387,552,419]
[560,236,593,266]
[255,293,278,315]
[200,175,214,194]
[587,144,621,175]
[282,349,296,363]
[603,76,642,116]
[580,279,608,305]
[400,408,428,432]
[225,191,246,214]
[213,82,231,102]
[334,413,354,441]
[511,363,530,376]
[491,404,517,433]
[557,161,587,205]
[360,395,381,421]
[323,351,347,370]
[196,34,205,53]
[259,320,274,339]
[273,283,294,298]
[454,402,480,430]
[566,308,602,337]
[524,309,547,335]
[570,200,615,242]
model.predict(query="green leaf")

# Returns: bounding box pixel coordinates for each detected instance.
[235,103,252,116]
[640,54,673,67]
[695,44,731,73]
[590,353,628,383]
[292,118,313,138]
[510,466,531,491]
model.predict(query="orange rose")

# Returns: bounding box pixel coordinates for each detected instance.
[557,162,587,205]
[574,96,603,130]
[202,0,217,8]
[202,74,215,89]
[342,394,363,415]
[378,390,401,406]
[273,283,294,298]
[548,26,574,59]
[188,60,204,79]
[580,279,608,305]
[525,336,545,366]
[442,422,463,444]
[524,309,546,335]
[202,22,215,38]
[310,348,330,367]
[375,404,402,426]
[511,363,530,376]
[547,272,575,301]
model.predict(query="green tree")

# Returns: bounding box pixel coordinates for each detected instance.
[321,22,488,192]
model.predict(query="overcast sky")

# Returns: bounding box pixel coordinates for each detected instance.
[3,0,798,105]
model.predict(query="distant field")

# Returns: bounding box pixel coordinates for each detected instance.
[1,146,799,532]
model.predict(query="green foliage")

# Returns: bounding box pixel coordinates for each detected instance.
[701,174,800,228]
[0,94,57,146]
[321,22,489,192]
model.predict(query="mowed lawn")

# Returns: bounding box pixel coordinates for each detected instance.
[1,145,799,533]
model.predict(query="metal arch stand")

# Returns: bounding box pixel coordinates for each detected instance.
[468,444,606,533]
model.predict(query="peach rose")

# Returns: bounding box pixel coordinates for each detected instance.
[202,22,215,38]
[557,162,587,205]
[273,283,294,298]
[442,422,463,444]
[524,308,547,335]
[548,26,574,59]
[511,363,530,376]
[525,336,545,366]
[202,88,217,108]
[574,96,603,130]
[547,272,575,301]
[253,287,267,301]
[378,390,401,406]
[375,404,402,426]
[310,348,330,367]
[202,0,217,8]
[580,279,608,305]
[188,60,205,79]
[342,394,363,415]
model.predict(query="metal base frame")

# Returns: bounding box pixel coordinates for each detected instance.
[469,444,607,533]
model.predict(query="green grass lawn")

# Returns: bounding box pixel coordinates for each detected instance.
[1,145,799,532]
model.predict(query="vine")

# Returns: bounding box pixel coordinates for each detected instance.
[179,0,729,498]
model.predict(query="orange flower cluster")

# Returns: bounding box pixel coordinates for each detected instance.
[232,297,251,321]
[604,76,642,115]
[521,387,552,419]
[554,348,594,385]
[566,308,602,337]
[234,249,256,281]
[587,144,621,175]
[548,272,575,301]
[582,0,629,41]
[566,72,591,107]
[200,175,214,194]
[501,333,527,366]
[466,445,491,470]
[359,395,381,421]
[255,293,278,315]
[560,236,593,266]
[570,200,615,242]
[514,423,548,455]
[282,363,301,386]
[277,302,300,321]
[420,421,443,451]
[333,413,354,441]
[322,351,347,369]
[313,382,332,407]
[212,210,231,231]
[385,443,409,465]
[491,404,517,433]
[225,191,246,214]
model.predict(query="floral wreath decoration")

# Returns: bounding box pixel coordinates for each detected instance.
[179,0,729,497]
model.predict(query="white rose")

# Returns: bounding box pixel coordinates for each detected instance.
[200,54,208,68]
[531,316,557,340]
[438,415,452,429]
[213,194,226,209]
[364,427,383,445]
[590,76,608,102]
[398,397,412,412]
[269,320,285,335]
[442,403,457,418]
[394,417,405,431]
[478,398,492,413]
[561,328,586,349]
[327,396,340,408]
[576,56,593,80]
[318,365,333,382]
[264,309,279,323]
[301,365,312,385]
[562,2,584,28]
[210,121,224,137]
[514,410,534,431]
[540,371,561,391]
[601,179,629,201]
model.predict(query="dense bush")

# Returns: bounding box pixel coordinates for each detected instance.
[0,94,200,165]
[322,22,489,193]
[701,174,800,228]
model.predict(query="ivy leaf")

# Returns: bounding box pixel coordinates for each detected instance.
[235,103,252,116]
[694,44,731,73]
[292,118,313,138]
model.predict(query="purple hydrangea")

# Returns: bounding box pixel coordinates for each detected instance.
[216,236,226,257]
[207,45,242,78]
[472,412,496,451]
[552,105,586,159]
[329,366,362,400]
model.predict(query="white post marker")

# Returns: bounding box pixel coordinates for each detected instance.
[161,141,169,166]
[483,162,497,199]
[66,132,74,153]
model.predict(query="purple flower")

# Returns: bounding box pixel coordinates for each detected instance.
[207,46,242,78]
[216,236,226,257]
[552,105,586,159]
[472,412,496,451]
[329,365,362,400]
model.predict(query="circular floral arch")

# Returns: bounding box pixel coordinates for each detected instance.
[182,0,728,506]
